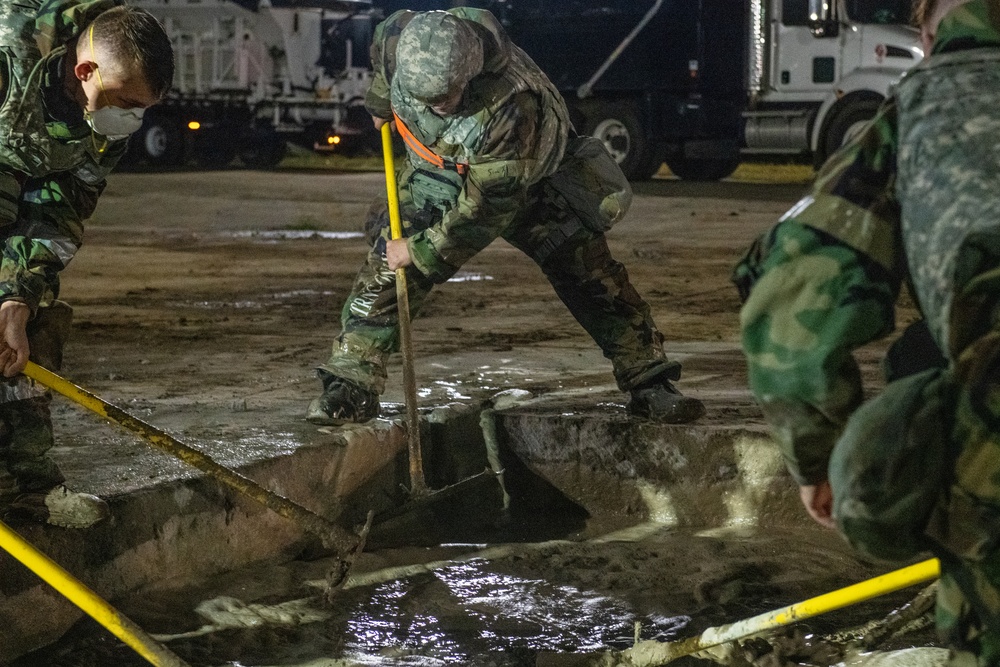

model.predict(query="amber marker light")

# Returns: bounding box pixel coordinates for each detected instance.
[187,121,201,131]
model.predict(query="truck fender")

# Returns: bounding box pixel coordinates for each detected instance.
[810,66,907,164]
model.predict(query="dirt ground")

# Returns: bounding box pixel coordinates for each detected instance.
[61,167,812,404]
[56,164,916,430]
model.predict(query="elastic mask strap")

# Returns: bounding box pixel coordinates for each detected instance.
[87,24,107,154]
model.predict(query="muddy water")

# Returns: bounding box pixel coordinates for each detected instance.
[14,520,937,667]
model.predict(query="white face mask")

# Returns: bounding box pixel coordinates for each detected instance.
[85,105,144,140]
[84,24,145,141]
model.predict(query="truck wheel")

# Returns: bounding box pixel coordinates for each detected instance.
[584,103,663,181]
[665,156,740,182]
[239,130,287,169]
[135,117,182,166]
[821,96,883,164]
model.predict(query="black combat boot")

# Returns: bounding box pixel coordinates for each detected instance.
[306,373,380,425]
[627,378,705,424]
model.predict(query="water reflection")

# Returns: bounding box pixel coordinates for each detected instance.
[155,559,689,666]
[227,231,364,241]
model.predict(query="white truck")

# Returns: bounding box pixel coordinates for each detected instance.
[476,0,924,180]
[126,0,376,167]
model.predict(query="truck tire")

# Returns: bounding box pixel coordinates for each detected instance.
[239,130,287,169]
[134,116,182,166]
[665,156,740,182]
[820,96,883,164]
[583,102,663,181]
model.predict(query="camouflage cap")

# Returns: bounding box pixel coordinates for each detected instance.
[395,11,483,104]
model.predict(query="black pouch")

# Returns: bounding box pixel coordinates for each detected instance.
[830,367,952,561]
[547,136,632,233]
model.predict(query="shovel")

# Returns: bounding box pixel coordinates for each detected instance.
[379,122,505,510]
[21,361,365,583]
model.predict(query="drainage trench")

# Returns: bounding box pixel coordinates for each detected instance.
[4,398,941,666]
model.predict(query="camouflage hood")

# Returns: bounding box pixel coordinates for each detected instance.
[388,7,555,155]
[394,8,511,104]
[33,0,123,57]
[395,12,483,104]
[458,7,511,78]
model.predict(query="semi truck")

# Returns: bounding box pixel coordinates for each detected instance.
[125,0,376,167]
[468,0,923,180]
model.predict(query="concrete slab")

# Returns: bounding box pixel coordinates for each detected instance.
[0,339,788,662]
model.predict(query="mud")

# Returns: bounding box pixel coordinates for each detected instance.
[14,525,939,667]
[4,163,928,665]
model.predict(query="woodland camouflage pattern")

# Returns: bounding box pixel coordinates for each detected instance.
[736,1,1000,662]
[0,0,126,318]
[0,0,126,493]
[321,8,679,394]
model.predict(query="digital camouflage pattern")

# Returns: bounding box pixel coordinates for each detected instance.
[736,1,1000,662]
[395,12,482,104]
[897,45,1000,358]
[386,7,570,282]
[321,8,679,394]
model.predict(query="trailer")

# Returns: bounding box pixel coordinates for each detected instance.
[127,0,377,168]
[470,0,922,180]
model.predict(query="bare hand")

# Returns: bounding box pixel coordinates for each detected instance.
[0,301,30,377]
[386,238,412,270]
[799,481,836,529]
[373,116,396,132]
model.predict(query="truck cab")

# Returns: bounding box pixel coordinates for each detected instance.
[476,0,921,180]
[755,0,922,167]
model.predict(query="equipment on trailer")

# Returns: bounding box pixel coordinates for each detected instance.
[128,0,376,167]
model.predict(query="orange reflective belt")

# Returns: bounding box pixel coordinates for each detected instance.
[392,111,468,175]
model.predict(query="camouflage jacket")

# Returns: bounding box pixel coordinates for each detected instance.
[734,0,1000,485]
[0,0,127,314]
[366,8,570,282]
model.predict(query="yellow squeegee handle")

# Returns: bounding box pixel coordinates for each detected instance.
[622,557,941,664]
[20,361,359,555]
[0,518,190,666]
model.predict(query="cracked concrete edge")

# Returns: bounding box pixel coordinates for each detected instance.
[1,388,792,662]
[0,420,408,662]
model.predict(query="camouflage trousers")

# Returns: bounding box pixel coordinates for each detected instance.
[0,300,71,502]
[834,324,1000,666]
[319,179,679,394]
[927,329,1000,666]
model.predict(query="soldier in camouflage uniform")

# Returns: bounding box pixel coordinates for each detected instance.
[734,0,1000,661]
[0,0,172,528]
[307,9,705,426]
